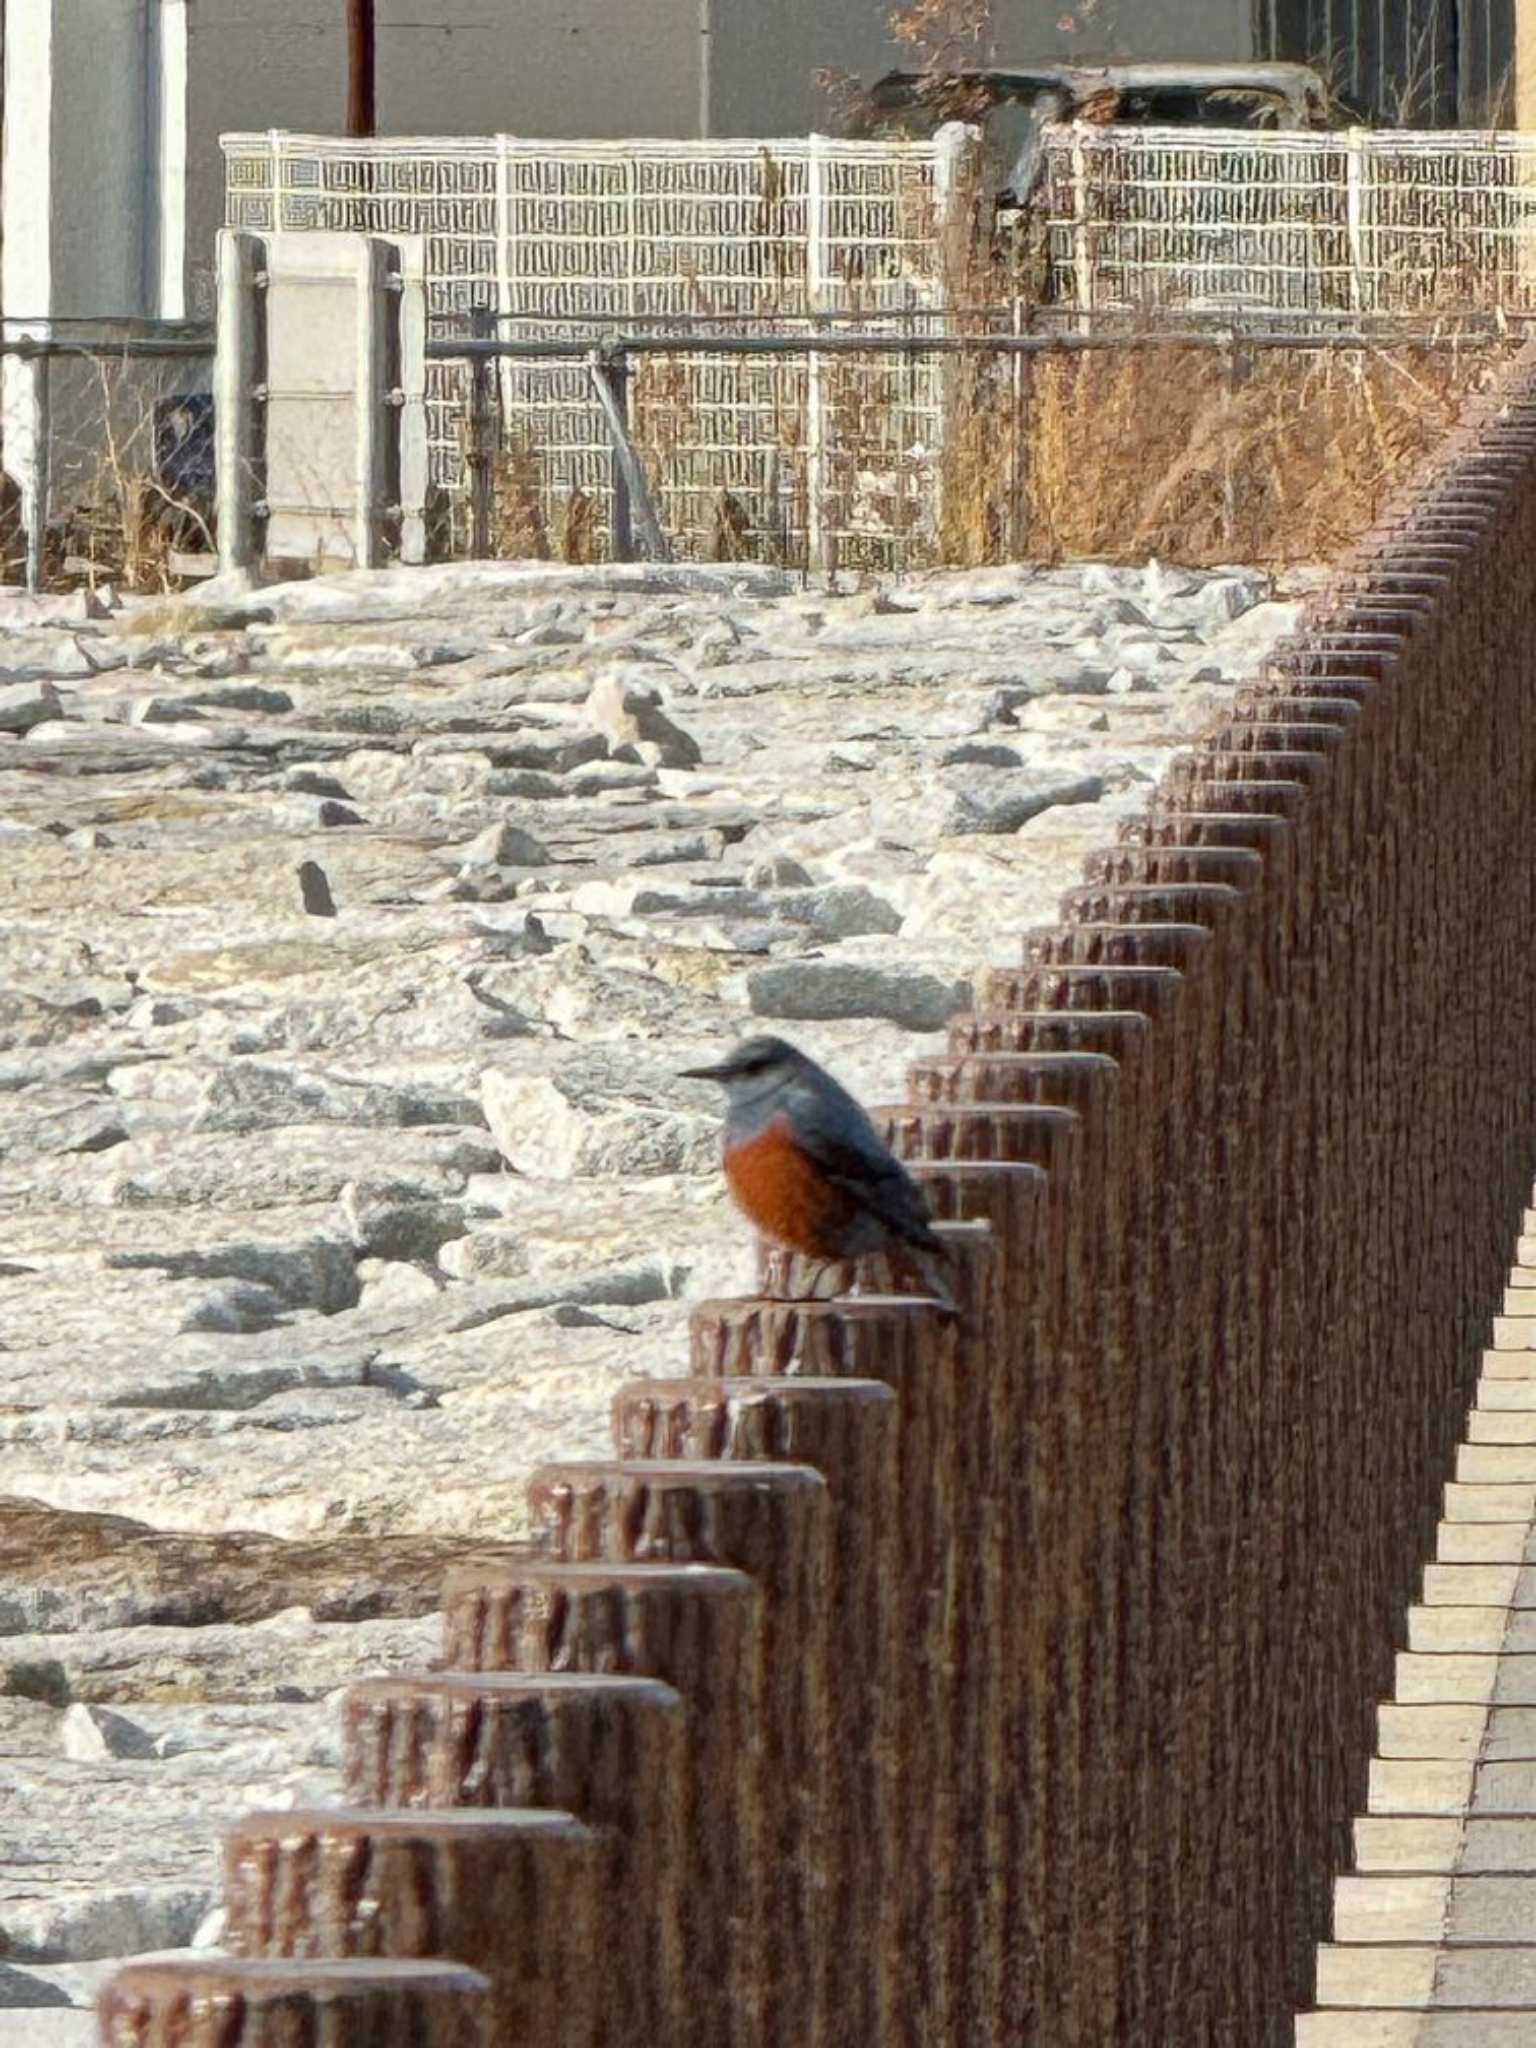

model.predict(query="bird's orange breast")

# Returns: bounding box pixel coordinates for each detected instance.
[723,1116,857,1258]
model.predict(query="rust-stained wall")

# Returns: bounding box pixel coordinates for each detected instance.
[101,344,1536,2045]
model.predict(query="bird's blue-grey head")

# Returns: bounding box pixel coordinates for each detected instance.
[677,1034,809,1115]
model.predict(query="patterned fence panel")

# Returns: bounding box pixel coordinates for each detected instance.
[223,133,970,568]
[1040,125,1536,325]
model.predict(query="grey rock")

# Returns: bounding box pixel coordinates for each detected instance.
[283,767,353,799]
[747,960,969,1032]
[943,770,1105,836]
[567,761,661,796]
[773,883,902,939]
[177,1281,292,1334]
[339,1180,469,1262]
[0,633,94,683]
[59,1704,156,1763]
[437,1225,529,1282]
[0,682,63,733]
[0,1889,212,1967]
[745,853,813,888]
[296,861,336,917]
[481,1055,719,1180]
[104,1234,359,1317]
[185,1064,485,1138]
[583,675,701,769]
[460,819,550,867]
[940,741,1023,769]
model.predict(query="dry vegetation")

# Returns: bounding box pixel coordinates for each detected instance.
[1011,340,1511,566]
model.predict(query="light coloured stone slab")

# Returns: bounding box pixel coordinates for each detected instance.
[1484,1350,1536,1379]
[1444,1487,1536,1525]
[1460,1446,1536,1485]
[1300,2016,1536,2046]
[1492,1319,1536,1351]
[1356,1817,1536,1872]
[1369,1760,1474,1815]
[1334,1874,1452,1942]
[1372,1758,1536,1816]
[1318,1943,1536,2007]
[1408,1608,1518,1654]
[0,2018,95,2048]
[1314,1944,1438,2005]
[1330,1875,1536,1944]
[1377,1706,1489,1760]
[1354,1818,1465,1872]
[1422,1566,1528,1607]
[1475,1381,1536,1413]
[1472,1409,1536,1440]
[1435,1526,1533,1567]
[1395,1655,1502,1706]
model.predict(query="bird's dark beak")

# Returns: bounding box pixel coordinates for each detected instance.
[677,1061,732,1082]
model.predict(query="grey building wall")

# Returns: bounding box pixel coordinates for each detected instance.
[707,0,898,135]
[185,1,347,315]
[49,0,160,318]
[375,0,701,136]
[983,0,1255,63]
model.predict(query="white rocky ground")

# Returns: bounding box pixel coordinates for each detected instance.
[0,554,1315,2038]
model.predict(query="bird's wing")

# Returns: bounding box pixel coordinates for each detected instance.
[785,1080,945,1254]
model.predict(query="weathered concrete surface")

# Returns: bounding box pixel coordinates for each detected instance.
[0,555,1311,2001]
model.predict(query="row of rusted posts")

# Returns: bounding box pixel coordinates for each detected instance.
[98,339,1536,2045]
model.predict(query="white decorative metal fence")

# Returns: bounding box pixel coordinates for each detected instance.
[1039,126,1536,325]
[222,132,976,568]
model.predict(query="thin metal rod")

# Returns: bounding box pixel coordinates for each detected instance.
[347,0,377,138]
[430,329,1513,364]
[587,353,671,564]
[0,336,214,359]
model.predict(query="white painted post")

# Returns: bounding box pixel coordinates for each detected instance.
[396,242,430,566]
[22,354,51,594]
[1345,128,1367,316]
[804,135,826,579]
[1070,122,1094,334]
[214,229,263,574]
[930,122,978,563]
[153,0,189,320]
[355,237,392,570]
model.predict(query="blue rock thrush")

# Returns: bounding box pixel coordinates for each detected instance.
[679,1034,953,1302]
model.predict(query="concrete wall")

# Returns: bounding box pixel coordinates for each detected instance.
[375,0,700,138]
[707,0,898,134]
[3,0,160,323]
[986,0,1254,63]
[184,2,347,318]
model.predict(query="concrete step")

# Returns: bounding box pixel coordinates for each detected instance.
[1378,1705,1490,1757]
[1371,1759,1536,1815]
[1336,1874,1536,1942]
[1423,1565,1536,1605]
[1488,1343,1536,1376]
[1396,1653,1536,1705]
[1408,1607,1526,1653]
[1444,1485,1536,1524]
[1473,1407,1536,1438]
[1316,1942,1536,2007]
[1299,2014,1536,2045]
[1461,1446,1536,1484]
[1379,1705,1536,1759]
[1355,1816,1536,1872]
[1435,1524,1535,1567]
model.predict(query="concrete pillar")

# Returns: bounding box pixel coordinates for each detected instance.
[215,230,263,574]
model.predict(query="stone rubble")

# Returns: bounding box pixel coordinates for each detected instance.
[0,552,1316,2029]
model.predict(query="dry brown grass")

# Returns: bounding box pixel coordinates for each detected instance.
[959,340,1513,568]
